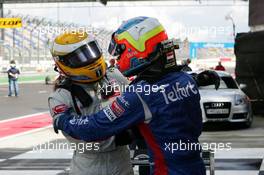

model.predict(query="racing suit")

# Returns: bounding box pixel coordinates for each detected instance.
[48,68,133,175]
[54,70,206,175]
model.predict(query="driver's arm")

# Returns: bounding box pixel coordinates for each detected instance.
[55,91,147,142]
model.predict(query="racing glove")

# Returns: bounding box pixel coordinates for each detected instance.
[53,115,61,134]
[192,70,220,90]
[115,130,134,146]
[115,126,143,146]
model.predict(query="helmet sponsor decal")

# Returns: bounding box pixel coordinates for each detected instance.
[70,75,91,81]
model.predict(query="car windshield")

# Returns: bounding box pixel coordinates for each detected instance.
[199,76,239,89]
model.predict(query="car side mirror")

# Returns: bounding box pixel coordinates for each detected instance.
[239,84,247,89]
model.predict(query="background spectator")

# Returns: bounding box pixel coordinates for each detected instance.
[181,58,192,72]
[215,61,226,71]
[7,60,20,97]
[108,58,116,69]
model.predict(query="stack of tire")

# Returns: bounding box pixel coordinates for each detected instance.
[235,31,264,114]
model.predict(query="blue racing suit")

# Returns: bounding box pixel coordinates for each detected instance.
[56,71,206,175]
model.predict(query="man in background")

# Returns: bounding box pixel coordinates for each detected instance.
[7,60,20,97]
[181,58,192,72]
[215,61,226,71]
[108,58,116,69]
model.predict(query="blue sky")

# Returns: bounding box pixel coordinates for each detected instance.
[5,1,249,43]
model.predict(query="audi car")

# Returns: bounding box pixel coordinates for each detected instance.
[199,71,253,128]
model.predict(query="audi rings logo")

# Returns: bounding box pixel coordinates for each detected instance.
[212,102,224,108]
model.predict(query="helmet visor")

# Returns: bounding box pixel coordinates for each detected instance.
[57,40,102,68]
[108,33,125,57]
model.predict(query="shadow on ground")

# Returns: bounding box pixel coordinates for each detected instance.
[203,122,250,131]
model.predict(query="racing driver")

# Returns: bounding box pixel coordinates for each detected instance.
[52,17,219,175]
[48,31,133,175]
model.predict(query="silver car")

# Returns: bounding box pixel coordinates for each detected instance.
[199,71,253,128]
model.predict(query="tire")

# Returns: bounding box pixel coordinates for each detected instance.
[235,31,264,76]
[240,114,253,128]
[235,31,264,54]
[236,53,264,76]
[236,77,264,100]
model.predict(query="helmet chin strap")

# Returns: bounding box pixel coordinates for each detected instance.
[135,57,180,84]
[135,40,180,84]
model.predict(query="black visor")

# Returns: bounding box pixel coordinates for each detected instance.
[108,33,125,57]
[57,41,102,68]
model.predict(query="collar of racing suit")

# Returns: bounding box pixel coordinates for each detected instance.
[133,55,182,84]
[56,75,116,110]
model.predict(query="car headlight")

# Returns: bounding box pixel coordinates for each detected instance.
[235,94,248,106]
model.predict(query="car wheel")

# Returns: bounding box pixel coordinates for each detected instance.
[240,114,253,128]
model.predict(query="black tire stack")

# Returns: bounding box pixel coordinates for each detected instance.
[235,31,264,114]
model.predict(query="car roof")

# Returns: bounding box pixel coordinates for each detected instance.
[187,70,232,78]
[214,71,232,77]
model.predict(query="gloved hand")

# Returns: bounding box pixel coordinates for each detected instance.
[193,70,220,90]
[53,115,61,134]
[115,127,143,146]
[115,130,133,146]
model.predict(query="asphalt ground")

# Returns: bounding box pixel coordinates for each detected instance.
[0,83,53,120]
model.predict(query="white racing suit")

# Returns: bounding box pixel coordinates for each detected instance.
[48,68,133,175]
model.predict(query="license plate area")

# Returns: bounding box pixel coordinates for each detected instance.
[206,108,229,114]
[204,102,231,119]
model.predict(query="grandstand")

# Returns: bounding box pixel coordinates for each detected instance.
[0,10,235,73]
[0,10,112,72]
